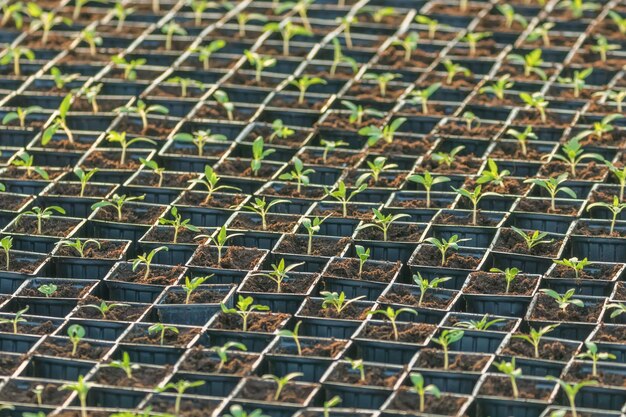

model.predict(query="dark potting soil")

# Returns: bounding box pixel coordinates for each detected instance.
[530,294,602,323]
[389,389,467,415]
[249,126,310,148]
[0,380,68,405]
[92,204,164,225]
[36,339,108,360]
[465,272,538,296]
[241,273,317,294]
[20,283,90,298]
[324,258,400,282]
[54,413,110,417]
[236,378,314,404]
[149,397,221,417]
[501,337,575,361]
[143,226,205,244]
[380,286,454,309]
[319,112,381,131]
[0,354,22,375]
[211,312,289,333]
[344,171,406,189]
[0,320,55,335]
[516,198,579,215]
[398,102,452,117]
[478,375,552,400]
[122,326,200,346]
[614,282,626,300]
[374,136,433,155]
[327,362,400,387]
[45,182,115,197]
[55,240,127,259]
[164,289,225,304]
[216,158,277,179]
[590,187,623,204]
[93,365,170,388]
[130,171,198,188]
[378,48,436,68]
[275,235,351,257]
[565,362,626,388]
[391,196,450,209]
[180,348,258,375]
[75,296,145,321]
[540,161,606,181]
[415,349,490,372]
[36,138,92,151]
[462,177,530,195]
[230,213,298,233]
[573,223,626,238]
[421,156,483,175]
[82,150,141,169]
[345,84,405,102]
[494,228,562,257]
[116,119,173,138]
[443,315,518,332]
[110,264,184,286]
[0,166,64,180]
[190,246,265,269]
[361,322,435,343]
[592,325,626,343]
[9,217,79,237]
[269,97,327,110]
[272,339,347,358]
[434,211,498,226]
[0,254,42,273]
[177,192,247,209]
[310,204,373,220]
[437,121,502,138]
[300,299,370,320]
[549,263,622,280]
[261,183,326,199]
[413,245,480,269]
[356,223,423,242]
[0,193,30,211]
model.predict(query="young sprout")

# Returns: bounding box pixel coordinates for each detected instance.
[139,158,165,187]
[477,159,511,189]
[2,105,42,128]
[189,0,215,25]
[431,145,464,168]
[220,295,270,331]
[0,45,34,76]
[12,151,49,179]
[91,194,145,222]
[367,306,418,341]
[507,49,546,80]
[301,216,327,255]
[115,100,169,134]
[243,197,290,231]
[355,245,370,278]
[454,314,505,330]
[362,72,401,97]
[324,180,367,218]
[17,206,66,235]
[182,275,213,304]
[330,38,358,77]
[415,15,448,40]
[558,68,592,99]
[290,76,326,105]
[37,284,57,297]
[189,165,241,204]
[72,167,99,198]
[409,82,441,115]
[268,119,294,143]
[413,272,451,307]
[148,322,179,346]
[489,267,520,294]
[210,341,247,372]
[262,372,303,401]
[42,93,74,146]
[423,235,471,266]
[0,182,4,192]
[506,126,537,157]
[608,10,626,35]
[80,28,102,56]
[106,351,139,379]
[234,9,267,37]
[577,341,615,377]
[359,156,398,185]
[50,67,80,90]
[586,113,623,142]
[279,157,314,193]
[461,31,492,57]
[32,384,44,405]
[132,246,168,280]
[410,372,441,413]
[462,111,479,131]
[106,131,156,165]
[26,3,71,46]
[587,196,626,235]
[553,257,590,280]
[111,56,146,81]
[510,226,554,251]
[557,0,600,18]
[58,239,100,259]
[161,22,187,51]
[360,6,396,23]
[165,76,205,98]
[263,21,313,56]
[496,4,528,28]
[346,357,365,381]
[191,39,226,70]
[479,74,514,101]
[244,50,276,83]
[156,380,206,416]
[524,174,577,212]
[196,225,243,265]
[59,376,90,417]
[0,1,24,29]
[495,358,522,399]
[250,137,275,176]
[224,405,268,417]
[0,306,28,334]
[547,377,598,417]
[442,59,471,85]
[358,118,407,147]
[605,161,626,201]
[607,302,626,319]
[321,291,366,315]
[82,300,129,319]
[0,236,12,271]
[407,171,450,209]
[453,185,501,226]
[541,288,584,311]
[432,329,464,370]
[357,209,410,242]
[277,319,304,355]
[113,2,135,32]
[520,92,550,123]
[213,89,235,121]
[253,259,304,293]
[320,139,348,164]
[392,31,419,62]
[341,100,384,126]
[552,137,604,177]
[158,207,200,244]
[67,324,85,357]
[527,22,555,47]
[323,396,342,417]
